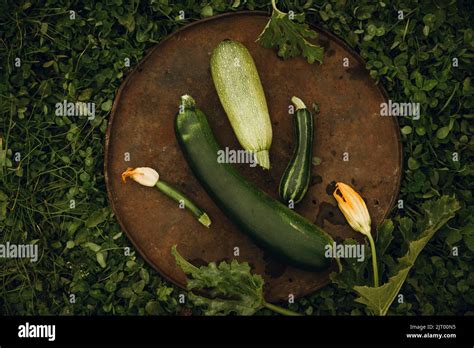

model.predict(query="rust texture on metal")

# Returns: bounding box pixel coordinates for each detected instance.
[105,12,402,302]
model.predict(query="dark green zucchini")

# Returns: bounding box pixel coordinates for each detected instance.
[174,95,332,271]
[279,97,314,205]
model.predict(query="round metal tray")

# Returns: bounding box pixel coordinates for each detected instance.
[105,12,402,302]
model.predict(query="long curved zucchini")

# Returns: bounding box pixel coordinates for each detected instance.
[279,97,314,204]
[175,95,333,271]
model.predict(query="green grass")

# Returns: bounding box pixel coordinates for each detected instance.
[0,0,472,315]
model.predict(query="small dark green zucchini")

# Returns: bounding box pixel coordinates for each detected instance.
[174,95,332,272]
[279,97,314,205]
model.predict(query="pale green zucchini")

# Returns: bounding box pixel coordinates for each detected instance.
[210,40,273,169]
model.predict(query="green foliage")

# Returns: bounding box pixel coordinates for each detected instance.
[172,245,301,316]
[257,0,324,64]
[339,196,460,316]
[0,0,208,315]
[0,0,472,316]
[172,245,266,316]
[306,0,473,316]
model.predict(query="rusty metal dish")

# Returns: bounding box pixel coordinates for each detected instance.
[105,12,402,302]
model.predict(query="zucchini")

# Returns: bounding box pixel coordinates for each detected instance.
[175,95,332,271]
[210,40,272,170]
[279,97,314,205]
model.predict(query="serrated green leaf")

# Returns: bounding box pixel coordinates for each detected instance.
[171,245,265,315]
[352,196,460,315]
[257,4,323,64]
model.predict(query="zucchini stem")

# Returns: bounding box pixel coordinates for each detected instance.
[291,96,307,111]
[180,95,196,110]
[263,301,302,316]
[254,150,270,170]
[156,180,211,228]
